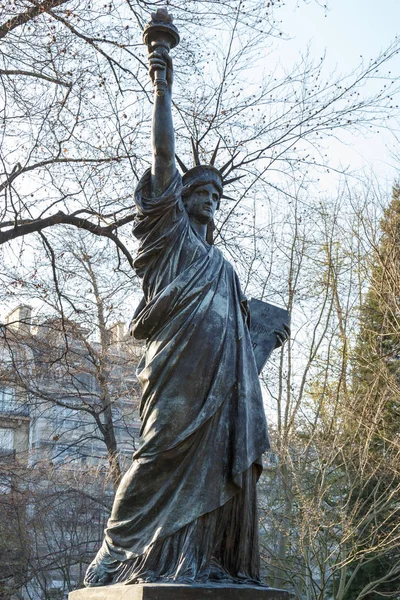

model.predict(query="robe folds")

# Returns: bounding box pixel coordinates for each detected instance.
[98,169,270,582]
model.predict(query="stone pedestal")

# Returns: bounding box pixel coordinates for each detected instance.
[69,584,290,600]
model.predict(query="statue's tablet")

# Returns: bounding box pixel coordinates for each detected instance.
[249,298,290,373]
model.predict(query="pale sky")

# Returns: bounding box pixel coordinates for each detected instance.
[280,0,400,64]
[275,0,400,189]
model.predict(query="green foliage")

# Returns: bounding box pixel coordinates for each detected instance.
[344,184,400,600]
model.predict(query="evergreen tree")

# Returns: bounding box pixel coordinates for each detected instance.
[344,184,400,600]
[354,183,400,439]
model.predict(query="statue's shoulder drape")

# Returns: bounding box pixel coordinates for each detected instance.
[105,169,269,559]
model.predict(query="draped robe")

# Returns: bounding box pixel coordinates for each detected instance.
[88,170,270,584]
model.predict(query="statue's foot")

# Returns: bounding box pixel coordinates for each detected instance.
[208,561,265,587]
[84,552,117,587]
[208,561,235,584]
[131,573,157,584]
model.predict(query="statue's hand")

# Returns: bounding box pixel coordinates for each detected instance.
[274,323,290,349]
[148,50,173,92]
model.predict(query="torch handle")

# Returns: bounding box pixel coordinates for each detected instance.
[149,41,169,98]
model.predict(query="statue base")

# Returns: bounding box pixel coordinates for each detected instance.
[69,583,290,600]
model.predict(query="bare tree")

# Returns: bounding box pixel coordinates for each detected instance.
[1,0,399,264]
[1,233,141,489]
[2,2,400,598]
[255,182,400,600]
[0,460,112,598]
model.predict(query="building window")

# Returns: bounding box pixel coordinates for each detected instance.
[0,475,12,494]
[0,387,15,406]
[0,387,29,416]
[0,427,14,451]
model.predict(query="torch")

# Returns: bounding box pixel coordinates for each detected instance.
[143,9,180,97]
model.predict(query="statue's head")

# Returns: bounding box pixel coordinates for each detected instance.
[181,166,223,243]
[177,141,242,243]
[182,165,223,219]
[182,165,223,201]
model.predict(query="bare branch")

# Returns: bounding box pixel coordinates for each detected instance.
[0,0,69,39]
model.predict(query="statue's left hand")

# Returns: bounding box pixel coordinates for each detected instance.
[274,323,290,348]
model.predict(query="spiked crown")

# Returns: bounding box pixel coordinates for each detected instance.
[176,138,244,201]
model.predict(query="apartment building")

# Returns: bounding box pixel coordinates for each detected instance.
[0,305,142,598]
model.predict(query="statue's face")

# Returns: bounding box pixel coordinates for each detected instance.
[184,183,220,224]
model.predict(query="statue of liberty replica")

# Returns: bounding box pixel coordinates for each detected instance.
[82,9,289,593]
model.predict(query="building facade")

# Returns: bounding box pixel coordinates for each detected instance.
[0,305,142,598]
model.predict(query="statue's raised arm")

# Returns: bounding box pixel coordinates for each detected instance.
[143,9,180,197]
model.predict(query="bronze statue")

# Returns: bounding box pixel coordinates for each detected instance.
[84,9,287,588]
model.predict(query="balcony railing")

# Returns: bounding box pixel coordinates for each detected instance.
[0,399,29,417]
